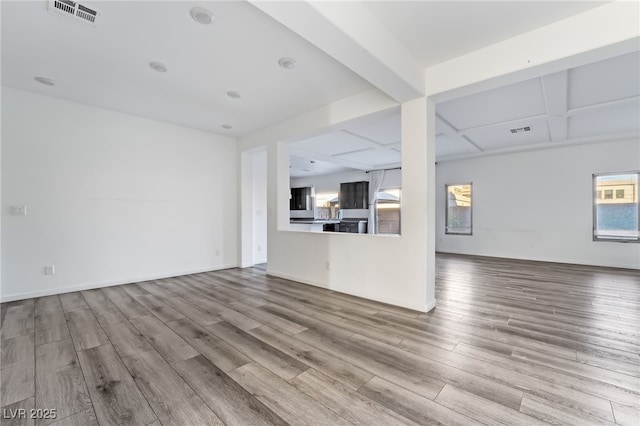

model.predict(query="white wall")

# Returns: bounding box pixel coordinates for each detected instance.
[252,150,268,264]
[290,168,401,194]
[436,139,640,269]
[2,88,238,301]
[241,89,436,312]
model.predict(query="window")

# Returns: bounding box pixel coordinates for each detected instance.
[376,189,401,235]
[593,172,639,242]
[446,183,472,235]
[315,192,339,219]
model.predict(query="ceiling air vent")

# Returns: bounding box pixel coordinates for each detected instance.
[49,0,100,26]
[510,126,531,134]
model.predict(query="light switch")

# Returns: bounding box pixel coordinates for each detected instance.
[10,205,27,216]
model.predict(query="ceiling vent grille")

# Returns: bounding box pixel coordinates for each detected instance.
[49,0,100,26]
[510,126,531,134]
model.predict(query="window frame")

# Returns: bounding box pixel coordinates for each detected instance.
[592,171,640,243]
[445,182,473,236]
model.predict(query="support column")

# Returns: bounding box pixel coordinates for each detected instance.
[401,96,436,311]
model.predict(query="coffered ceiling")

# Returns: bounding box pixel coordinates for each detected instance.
[436,50,639,159]
[289,107,401,177]
[290,51,640,177]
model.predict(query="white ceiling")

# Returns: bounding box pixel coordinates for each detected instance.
[2,0,637,167]
[290,50,640,174]
[436,51,640,159]
[289,107,401,177]
[290,155,350,178]
[1,1,370,136]
[362,1,608,67]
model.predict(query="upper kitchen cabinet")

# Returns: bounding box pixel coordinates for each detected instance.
[290,187,313,210]
[340,181,369,209]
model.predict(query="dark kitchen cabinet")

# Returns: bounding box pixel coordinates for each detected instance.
[290,187,312,210]
[323,223,338,232]
[339,181,369,209]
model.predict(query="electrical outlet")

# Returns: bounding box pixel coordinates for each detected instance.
[44,265,55,275]
[325,261,330,270]
[10,205,27,216]
[257,245,262,252]
[215,249,220,256]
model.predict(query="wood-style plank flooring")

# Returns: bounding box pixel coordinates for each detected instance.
[1,253,639,425]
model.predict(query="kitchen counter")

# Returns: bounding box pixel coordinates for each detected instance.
[289,219,340,224]
[289,219,340,233]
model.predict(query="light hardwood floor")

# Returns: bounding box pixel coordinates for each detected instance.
[1,253,639,425]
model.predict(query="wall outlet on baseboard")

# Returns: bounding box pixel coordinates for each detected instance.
[44,265,55,275]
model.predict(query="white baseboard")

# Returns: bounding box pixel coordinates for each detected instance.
[267,269,430,313]
[265,270,329,289]
[239,260,267,268]
[436,250,640,270]
[0,264,237,303]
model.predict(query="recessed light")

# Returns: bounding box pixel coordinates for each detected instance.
[222,124,233,130]
[34,76,55,86]
[190,7,214,25]
[149,62,168,73]
[278,57,296,70]
[226,91,241,99]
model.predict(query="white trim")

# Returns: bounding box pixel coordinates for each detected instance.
[436,133,639,164]
[436,250,640,271]
[0,264,237,303]
[425,298,437,313]
[267,269,429,312]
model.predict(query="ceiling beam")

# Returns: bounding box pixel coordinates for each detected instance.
[289,146,375,171]
[541,70,569,142]
[567,95,640,116]
[248,1,424,103]
[435,115,482,153]
[455,114,549,136]
[546,116,568,143]
[340,129,390,147]
[437,93,638,149]
[427,0,639,102]
[435,114,459,137]
[437,130,639,163]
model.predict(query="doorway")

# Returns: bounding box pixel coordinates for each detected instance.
[241,148,268,268]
